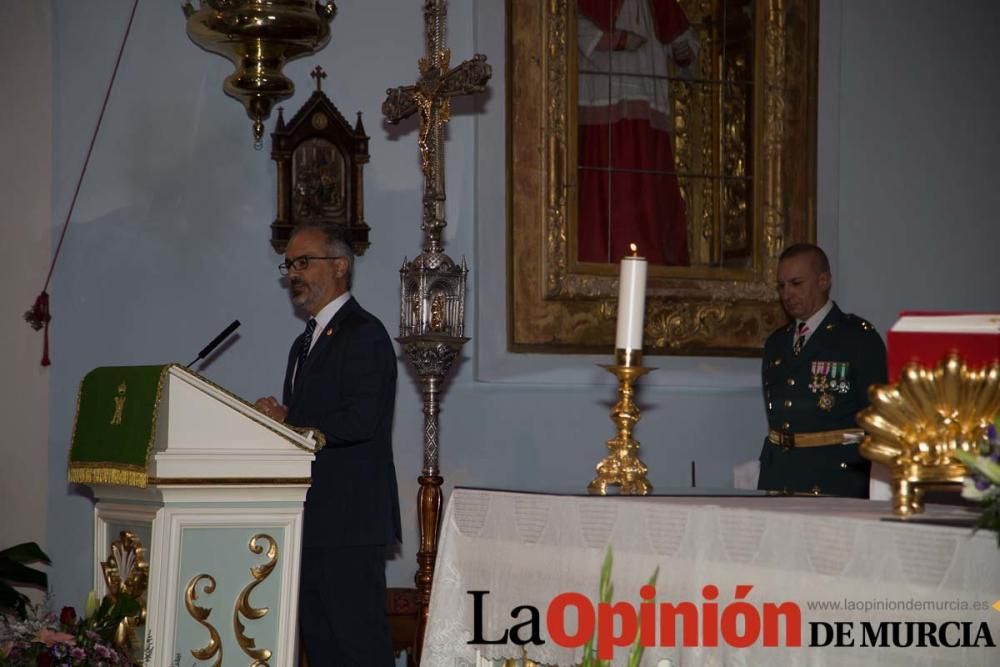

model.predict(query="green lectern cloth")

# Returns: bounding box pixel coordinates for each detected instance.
[67,365,170,488]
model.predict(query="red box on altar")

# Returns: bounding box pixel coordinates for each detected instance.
[887,311,1000,380]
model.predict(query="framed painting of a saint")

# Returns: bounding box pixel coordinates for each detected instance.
[509,0,818,355]
[576,0,699,266]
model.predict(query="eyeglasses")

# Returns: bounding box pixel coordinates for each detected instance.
[278,255,343,275]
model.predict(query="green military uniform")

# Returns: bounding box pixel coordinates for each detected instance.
[757,302,887,497]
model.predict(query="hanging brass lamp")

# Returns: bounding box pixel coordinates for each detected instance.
[181,0,337,146]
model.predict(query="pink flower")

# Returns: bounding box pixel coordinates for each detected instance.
[35,627,76,646]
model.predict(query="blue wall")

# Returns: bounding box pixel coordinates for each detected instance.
[46,0,1000,611]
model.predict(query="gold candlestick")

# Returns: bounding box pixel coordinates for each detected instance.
[588,349,654,495]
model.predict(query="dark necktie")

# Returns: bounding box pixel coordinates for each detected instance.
[298,318,317,373]
[793,321,809,356]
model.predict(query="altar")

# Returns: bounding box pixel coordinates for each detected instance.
[422,488,1000,667]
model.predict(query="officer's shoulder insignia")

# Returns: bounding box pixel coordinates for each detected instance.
[844,313,875,332]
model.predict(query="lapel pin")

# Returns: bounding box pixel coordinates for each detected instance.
[325,328,333,336]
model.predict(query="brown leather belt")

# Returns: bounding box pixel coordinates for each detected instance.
[768,428,864,449]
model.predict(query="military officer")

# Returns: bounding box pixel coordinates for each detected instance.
[757,243,887,497]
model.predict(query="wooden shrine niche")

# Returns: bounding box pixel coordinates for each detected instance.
[270,66,371,255]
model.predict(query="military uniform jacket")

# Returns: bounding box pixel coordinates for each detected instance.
[757,302,887,497]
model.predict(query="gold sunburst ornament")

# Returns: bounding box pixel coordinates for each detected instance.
[858,354,1000,516]
[100,531,149,653]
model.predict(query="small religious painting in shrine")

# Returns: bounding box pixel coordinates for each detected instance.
[270,66,371,255]
[293,138,348,223]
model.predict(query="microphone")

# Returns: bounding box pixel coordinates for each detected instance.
[186,320,241,368]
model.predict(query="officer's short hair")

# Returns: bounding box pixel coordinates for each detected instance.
[779,243,830,275]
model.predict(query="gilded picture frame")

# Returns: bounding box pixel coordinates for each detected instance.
[508,0,818,356]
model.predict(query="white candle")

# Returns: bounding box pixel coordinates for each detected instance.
[615,244,647,350]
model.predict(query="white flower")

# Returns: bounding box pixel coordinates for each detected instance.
[962,475,998,502]
[973,456,1000,485]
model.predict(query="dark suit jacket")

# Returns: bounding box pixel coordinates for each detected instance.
[757,302,888,497]
[283,296,402,548]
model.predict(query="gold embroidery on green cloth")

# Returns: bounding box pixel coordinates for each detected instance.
[67,464,148,488]
[110,382,127,425]
[67,365,170,489]
[67,364,325,490]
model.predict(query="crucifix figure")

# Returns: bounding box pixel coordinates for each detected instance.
[383,0,491,254]
[382,1,490,663]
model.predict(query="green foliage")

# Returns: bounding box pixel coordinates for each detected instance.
[579,547,659,667]
[0,543,50,619]
[86,594,142,642]
[627,565,660,667]
[579,547,613,666]
[955,421,1000,547]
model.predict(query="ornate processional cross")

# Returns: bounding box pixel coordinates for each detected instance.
[382,1,491,662]
[383,0,490,253]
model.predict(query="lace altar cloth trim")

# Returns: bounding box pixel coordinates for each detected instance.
[422,490,999,667]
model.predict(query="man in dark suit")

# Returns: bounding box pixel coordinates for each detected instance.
[757,243,887,498]
[255,223,400,665]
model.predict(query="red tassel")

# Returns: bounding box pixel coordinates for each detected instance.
[42,319,51,367]
[24,291,51,367]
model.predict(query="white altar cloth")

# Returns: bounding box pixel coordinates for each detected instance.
[422,489,1000,667]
